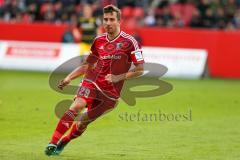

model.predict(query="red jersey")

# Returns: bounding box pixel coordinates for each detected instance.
[84,31,144,99]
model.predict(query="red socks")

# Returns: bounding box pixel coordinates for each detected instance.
[50,109,78,145]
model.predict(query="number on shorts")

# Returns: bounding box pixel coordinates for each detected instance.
[78,87,90,98]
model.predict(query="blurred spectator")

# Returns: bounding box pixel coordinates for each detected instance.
[214,7,227,29]
[197,0,211,18]
[62,24,81,43]
[210,0,222,14]
[1,0,21,22]
[26,2,38,22]
[78,3,101,44]
[156,4,174,27]
[224,0,237,19]
[202,7,215,28]
[144,9,156,26]
[189,9,203,28]
[77,3,101,54]
[232,8,240,28]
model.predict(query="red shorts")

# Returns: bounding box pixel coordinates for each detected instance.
[75,80,118,121]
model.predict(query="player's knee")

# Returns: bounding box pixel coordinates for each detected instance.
[77,116,91,129]
[70,98,86,112]
[77,121,88,130]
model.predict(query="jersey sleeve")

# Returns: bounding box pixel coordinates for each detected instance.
[86,39,98,64]
[129,38,145,65]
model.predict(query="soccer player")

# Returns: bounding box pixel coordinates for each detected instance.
[45,4,145,156]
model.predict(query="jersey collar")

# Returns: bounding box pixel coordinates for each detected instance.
[106,31,122,43]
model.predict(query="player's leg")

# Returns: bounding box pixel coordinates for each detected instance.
[56,98,117,155]
[50,98,87,144]
[73,100,117,139]
[55,111,91,155]
[45,98,86,156]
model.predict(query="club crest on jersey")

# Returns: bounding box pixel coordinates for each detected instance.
[101,55,121,60]
[116,42,123,50]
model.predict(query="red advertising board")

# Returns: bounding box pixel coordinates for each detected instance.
[0,22,240,78]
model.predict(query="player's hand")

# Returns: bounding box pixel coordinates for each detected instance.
[58,77,71,90]
[105,74,124,83]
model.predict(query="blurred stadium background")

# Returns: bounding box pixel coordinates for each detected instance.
[0,0,240,160]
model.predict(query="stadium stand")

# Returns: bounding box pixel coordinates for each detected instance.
[0,0,240,30]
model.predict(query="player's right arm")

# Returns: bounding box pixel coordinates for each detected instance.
[58,37,99,90]
[58,61,93,90]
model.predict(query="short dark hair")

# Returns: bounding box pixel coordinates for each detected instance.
[103,5,121,21]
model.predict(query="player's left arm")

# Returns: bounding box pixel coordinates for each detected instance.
[105,37,144,83]
[124,63,144,80]
[105,63,144,83]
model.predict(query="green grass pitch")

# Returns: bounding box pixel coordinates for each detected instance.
[0,70,240,160]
